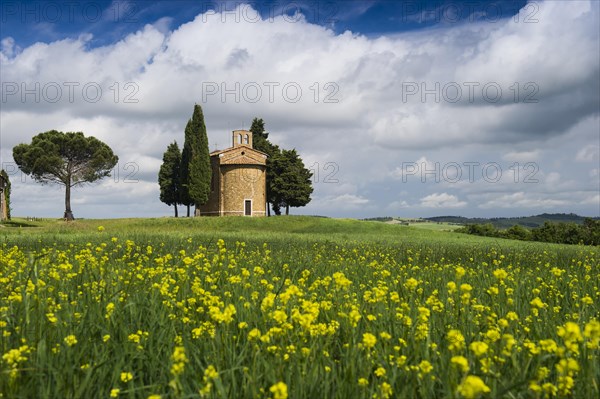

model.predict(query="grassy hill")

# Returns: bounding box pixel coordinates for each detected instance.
[2,215,470,245]
[1,215,586,257]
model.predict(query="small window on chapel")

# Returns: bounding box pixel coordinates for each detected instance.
[238,133,243,144]
[243,134,249,144]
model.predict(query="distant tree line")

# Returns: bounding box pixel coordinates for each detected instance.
[427,213,594,228]
[457,219,600,246]
[362,217,394,222]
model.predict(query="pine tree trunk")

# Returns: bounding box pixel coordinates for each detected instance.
[286,205,289,215]
[174,204,178,217]
[187,204,190,217]
[267,202,271,217]
[64,183,74,221]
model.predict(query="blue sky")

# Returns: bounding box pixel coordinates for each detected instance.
[2,1,530,47]
[1,0,599,219]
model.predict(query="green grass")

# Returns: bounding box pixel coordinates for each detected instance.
[1,216,598,398]
[1,215,590,273]
[0,215,568,247]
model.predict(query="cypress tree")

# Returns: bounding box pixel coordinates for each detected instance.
[158,141,181,217]
[180,104,211,216]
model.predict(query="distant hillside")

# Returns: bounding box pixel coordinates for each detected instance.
[425,213,599,229]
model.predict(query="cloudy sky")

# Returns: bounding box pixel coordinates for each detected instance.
[1,0,598,219]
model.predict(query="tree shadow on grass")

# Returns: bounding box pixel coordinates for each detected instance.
[0,220,41,228]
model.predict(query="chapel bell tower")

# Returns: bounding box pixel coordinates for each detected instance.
[232,130,253,148]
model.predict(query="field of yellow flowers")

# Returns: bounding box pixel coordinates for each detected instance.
[1,217,599,398]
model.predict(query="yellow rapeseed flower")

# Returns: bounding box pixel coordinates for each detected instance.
[170,346,188,376]
[469,341,488,357]
[120,372,133,383]
[485,329,501,343]
[269,381,288,399]
[451,356,470,373]
[348,308,361,327]
[419,360,433,374]
[46,313,58,323]
[584,319,599,349]
[64,335,77,347]
[105,302,115,319]
[447,329,466,352]
[447,281,457,293]
[539,339,557,353]
[460,283,472,292]
[457,375,491,399]
[405,277,419,290]
[332,272,352,289]
[530,297,546,309]
[493,269,507,280]
[248,328,261,340]
[506,311,519,321]
[556,358,579,375]
[2,345,29,379]
[557,375,575,396]
[362,333,377,349]
[204,365,219,380]
[558,322,582,342]
[272,310,288,324]
[380,382,393,399]
[581,295,593,305]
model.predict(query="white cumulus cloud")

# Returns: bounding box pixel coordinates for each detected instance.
[420,192,467,208]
